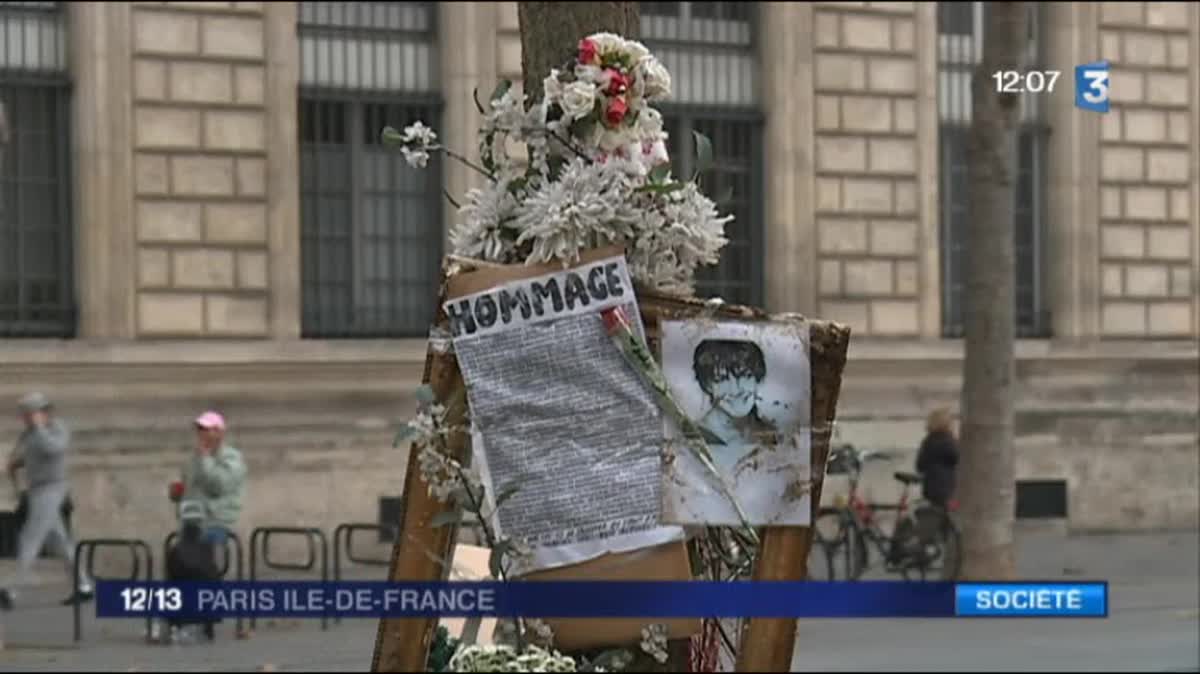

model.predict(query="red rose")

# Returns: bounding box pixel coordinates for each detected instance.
[578,38,598,65]
[605,68,629,95]
[605,97,629,126]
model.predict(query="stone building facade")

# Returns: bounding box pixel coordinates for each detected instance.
[0,1,1196,549]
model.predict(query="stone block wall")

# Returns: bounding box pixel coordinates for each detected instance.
[1097,1,1197,338]
[811,2,926,337]
[130,2,271,338]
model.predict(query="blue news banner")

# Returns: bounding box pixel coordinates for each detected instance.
[97,581,1107,620]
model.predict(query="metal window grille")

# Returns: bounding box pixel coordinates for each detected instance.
[641,2,764,307]
[298,2,443,338]
[937,2,1050,338]
[0,1,74,338]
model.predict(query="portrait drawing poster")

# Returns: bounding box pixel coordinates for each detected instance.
[445,248,684,576]
[660,318,812,527]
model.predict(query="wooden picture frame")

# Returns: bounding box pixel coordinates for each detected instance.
[370,256,851,673]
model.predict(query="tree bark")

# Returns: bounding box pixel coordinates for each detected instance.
[959,1,1024,581]
[517,2,640,103]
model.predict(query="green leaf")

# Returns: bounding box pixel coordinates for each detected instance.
[494,483,521,509]
[488,540,514,579]
[430,509,465,528]
[692,130,714,174]
[490,78,513,104]
[381,126,405,145]
[414,385,436,405]
[648,163,671,185]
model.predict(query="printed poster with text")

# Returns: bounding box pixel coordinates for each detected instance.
[445,251,683,575]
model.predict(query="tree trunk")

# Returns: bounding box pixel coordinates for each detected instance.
[517,2,639,103]
[959,1,1024,580]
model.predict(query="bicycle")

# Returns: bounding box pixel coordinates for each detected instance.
[818,443,962,581]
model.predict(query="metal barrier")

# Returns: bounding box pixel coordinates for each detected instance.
[73,539,154,643]
[331,523,396,624]
[248,527,329,630]
[163,530,245,636]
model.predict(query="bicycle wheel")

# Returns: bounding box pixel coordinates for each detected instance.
[808,509,841,580]
[905,506,961,581]
[811,508,859,578]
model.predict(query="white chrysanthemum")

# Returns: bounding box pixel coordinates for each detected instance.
[449,184,521,262]
[512,158,640,265]
[488,88,527,135]
[626,183,731,294]
[543,68,565,104]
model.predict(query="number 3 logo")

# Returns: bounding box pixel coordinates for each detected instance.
[1082,69,1109,104]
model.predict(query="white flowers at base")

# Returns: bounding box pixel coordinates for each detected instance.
[639,623,670,665]
[449,644,577,673]
[384,31,734,297]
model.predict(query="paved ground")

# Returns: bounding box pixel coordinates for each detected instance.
[1,529,1196,672]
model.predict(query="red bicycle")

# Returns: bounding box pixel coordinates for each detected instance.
[815,443,962,581]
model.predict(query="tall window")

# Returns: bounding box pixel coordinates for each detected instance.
[298,2,442,338]
[0,2,73,338]
[640,2,764,307]
[937,2,1049,337]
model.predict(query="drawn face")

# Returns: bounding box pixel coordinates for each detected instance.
[709,375,758,419]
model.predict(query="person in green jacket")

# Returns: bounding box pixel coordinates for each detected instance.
[172,411,246,547]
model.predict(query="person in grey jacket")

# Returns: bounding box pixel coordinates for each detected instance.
[0,393,94,610]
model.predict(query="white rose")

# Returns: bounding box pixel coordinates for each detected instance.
[560,81,598,121]
[623,39,651,64]
[639,58,673,100]
[637,108,664,138]
[587,32,625,54]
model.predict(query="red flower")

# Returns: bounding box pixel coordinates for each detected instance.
[605,68,629,95]
[578,38,598,65]
[605,97,629,126]
[169,480,184,501]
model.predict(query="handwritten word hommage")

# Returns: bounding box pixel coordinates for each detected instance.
[445,257,633,339]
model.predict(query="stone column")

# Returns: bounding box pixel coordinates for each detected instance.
[761,1,816,315]
[128,1,274,338]
[1095,1,1195,338]
[1045,1,1102,341]
[811,1,924,337]
[264,1,301,340]
[438,1,500,239]
[71,1,136,340]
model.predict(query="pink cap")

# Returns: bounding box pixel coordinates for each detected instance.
[194,411,226,431]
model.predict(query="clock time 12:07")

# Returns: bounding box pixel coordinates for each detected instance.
[993,69,1061,94]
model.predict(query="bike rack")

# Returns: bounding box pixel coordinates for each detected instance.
[163,530,245,636]
[248,526,329,631]
[331,523,396,624]
[73,538,154,643]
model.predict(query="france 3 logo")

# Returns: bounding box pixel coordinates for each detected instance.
[1075,61,1110,113]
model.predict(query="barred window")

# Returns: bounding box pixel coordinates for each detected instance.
[0,2,74,338]
[937,1,1050,338]
[640,2,764,307]
[298,2,442,338]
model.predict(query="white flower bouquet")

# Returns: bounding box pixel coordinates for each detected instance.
[383,32,732,297]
